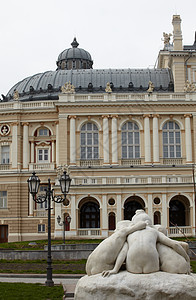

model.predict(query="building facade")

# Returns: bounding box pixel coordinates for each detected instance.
[0,15,196,242]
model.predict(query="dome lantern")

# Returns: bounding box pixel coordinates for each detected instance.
[56,38,93,70]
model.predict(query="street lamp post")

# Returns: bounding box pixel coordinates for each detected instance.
[27,171,71,287]
[57,215,71,244]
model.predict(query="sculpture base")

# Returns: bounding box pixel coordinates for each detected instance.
[74,271,196,300]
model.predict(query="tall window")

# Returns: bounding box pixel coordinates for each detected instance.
[0,191,7,208]
[37,186,48,209]
[121,122,140,159]
[80,123,99,159]
[1,146,9,164]
[38,149,49,162]
[162,121,181,158]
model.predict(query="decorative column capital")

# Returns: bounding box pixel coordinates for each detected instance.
[22,122,29,126]
[11,122,19,126]
[102,115,110,119]
[184,114,192,118]
[143,114,151,119]
[152,114,159,118]
[111,115,118,119]
[68,115,77,119]
[55,121,59,125]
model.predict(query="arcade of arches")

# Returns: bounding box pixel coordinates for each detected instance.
[77,194,191,230]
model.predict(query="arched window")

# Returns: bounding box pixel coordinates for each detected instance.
[121,122,140,159]
[80,123,99,159]
[162,121,181,158]
[80,201,100,228]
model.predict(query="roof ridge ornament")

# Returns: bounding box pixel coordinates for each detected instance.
[61,82,75,94]
[147,81,154,93]
[13,90,19,100]
[105,82,112,94]
[184,80,196,93]
[71,37,79,48]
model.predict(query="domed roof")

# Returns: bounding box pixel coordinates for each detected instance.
[5,68,174,102]
[56,38,93,70]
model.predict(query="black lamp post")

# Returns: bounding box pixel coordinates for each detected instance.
[57,214,71,244]
[27,171,71,287]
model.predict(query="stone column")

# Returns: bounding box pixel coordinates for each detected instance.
[116,194,122,222]
[29,193,34,217]
[144,115,151,163]
[147,194,153,222]
[22,123,29,169]
[58,114,68,166]
[11,122,18,169]
[111,115,118,165]
[152,115,159,163]
[162,194,167,228]
[69,116,76,165]
[52,140,55,163]
[30,141,35,163]
[102,116,109,164]
[102,194,108,229]
[55,122,59,166]
[70,194,76,230]
[184,114,192,163]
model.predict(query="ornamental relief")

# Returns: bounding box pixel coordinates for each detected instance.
[0,124,10,136]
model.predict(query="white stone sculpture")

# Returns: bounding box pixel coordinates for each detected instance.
[86,209,190,277]
[75,210,194,299]
[86,220,146,276]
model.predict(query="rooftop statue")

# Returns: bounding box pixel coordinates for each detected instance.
[13,90,19,100]
[147,81,154,93]
[163,32,172,45]
[105,82,112,93]
[86,210,190,277]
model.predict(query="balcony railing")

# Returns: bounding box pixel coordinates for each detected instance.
[120,159,141,166]
[29,163,55,171]
[78,228,101,236]
[0,164,11,170]
[35,210,48,217]
[79,159,102,167]
[168,226,193,237]
[163,158,183,165]
[73,175,193,186]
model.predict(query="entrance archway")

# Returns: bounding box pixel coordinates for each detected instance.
[169,195,190,227]
[79,197,100,228]
[108,212,116,230]
[124,196,145,221]
[154,211,161,225]
[0,225,8,243]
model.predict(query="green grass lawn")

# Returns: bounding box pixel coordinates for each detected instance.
[0,282,64,300]
[0,259,86,274]
[0,239,102,251]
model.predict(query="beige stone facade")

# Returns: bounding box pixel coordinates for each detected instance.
[0,15,196,242]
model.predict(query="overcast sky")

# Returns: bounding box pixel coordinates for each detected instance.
[0,0,196,95]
